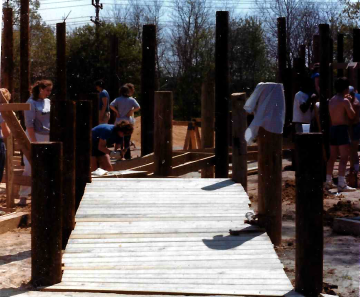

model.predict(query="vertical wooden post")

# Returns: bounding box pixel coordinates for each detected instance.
[56,23,66,100]
[1,8,14,95]
[215,11,230,178]
[312,35,320,64]
[319,24,331,160]
[75,101,92,210]
[231,93,247,191]
[337,33,344,77]
[20,0,30,128]
[154,91,173,176]
[353,29,360,91]
[329,38,334,97]
[50,101,76,249]
[258,127,282,246]
[5,136,14,209]
[141,25,156,156]
[277,17,287,84]
[295,133,323,296]
[299,44,306,61]
[31,142,62,287]
[201,78,215,178]
[109,34,119,124]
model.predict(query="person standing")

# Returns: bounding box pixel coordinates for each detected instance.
[110,84,140,159]
[19,80,53,203]
[348,86,360,175]
[326,77,356,192]
[95,80,110,124]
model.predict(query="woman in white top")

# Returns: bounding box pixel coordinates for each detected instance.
[19,80,53,203]
[110,84,140,159]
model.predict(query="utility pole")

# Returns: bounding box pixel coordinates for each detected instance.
[91,0,103,40]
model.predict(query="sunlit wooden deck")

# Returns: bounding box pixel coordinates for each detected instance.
[45,178,294,296]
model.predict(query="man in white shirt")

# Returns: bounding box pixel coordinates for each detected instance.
[292,77,317,133]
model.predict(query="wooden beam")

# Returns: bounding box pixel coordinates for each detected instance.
[171,156,215,176]
[111,153,154,171]
[0,212,29,235]
[0,103,30,112]
[0,89,31,162]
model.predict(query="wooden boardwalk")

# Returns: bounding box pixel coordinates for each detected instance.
[46,178,294,296]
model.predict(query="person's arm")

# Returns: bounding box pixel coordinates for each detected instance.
[314,77,320,95]
[27,127,37,142]
[110,105,119,118]
[99,96,107,120]
[126,100,141,117]
[1,122,10,138]
[344,99,356,120]
[299,94,316,113]
[98,138,111,154]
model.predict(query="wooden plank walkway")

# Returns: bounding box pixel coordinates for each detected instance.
[45,178,294,296]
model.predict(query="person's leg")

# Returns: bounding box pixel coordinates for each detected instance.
[124,135,131,160]
[326,145,338,176]
[98,154,113,171]
[338,144,355,191]
[91,156,98,172]
[350,140,359,171]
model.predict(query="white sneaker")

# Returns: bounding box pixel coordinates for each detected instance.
[324,181,336,190]
[337,185,356,192]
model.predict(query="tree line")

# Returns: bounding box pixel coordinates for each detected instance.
[2,0,360,119]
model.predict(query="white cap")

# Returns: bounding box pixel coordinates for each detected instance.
[349,86,355,93]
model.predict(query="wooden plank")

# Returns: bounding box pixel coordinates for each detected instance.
[0,103,30,111]
[45,282,292,296]
[5,135,14,208]
[172,152,191,167]
[74,217,252,222]
[0,89,31,162]
[111,153,154,171]
[0,212,29,234]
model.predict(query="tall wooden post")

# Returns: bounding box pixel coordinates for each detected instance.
[258,127,282,246]
[313,35,320,64]
[89,93,99,128]
[215,11,230,178]
[337,33,344,77]
[75,101,92,210]
[277,17,287,84]
[299,44,306,61]
[329,38,334,97]
[353,29,360,91]
[50,101,76,249]
[31,142,63,287]
[201,78,215,178]
[20,0,30,127]
[231,93,247,191]
[295,133,323,296]
[1,8,14,95]
[141,25,156,156]
[154,91,173,176]
[5,136,14,209]
[109,34,119,124]
[319,24,331,160]
[56,23,66,100]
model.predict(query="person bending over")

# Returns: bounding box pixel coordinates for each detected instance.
[326,77,356,192]
[91,121,134,172]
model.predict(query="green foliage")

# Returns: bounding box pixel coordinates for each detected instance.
[229,16,275,94]
[67,23,141,100]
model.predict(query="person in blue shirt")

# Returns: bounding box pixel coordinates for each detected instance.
[91,121,134,171]
[95,80,110,124]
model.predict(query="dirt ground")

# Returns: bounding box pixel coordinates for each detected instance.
[1,120,360,297]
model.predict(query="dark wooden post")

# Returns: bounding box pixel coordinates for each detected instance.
[299,44,306,61]
[295,133,323,296]
[329,38,334,97]
[277,17,287,84]
[31,142,63,287]
[50,101,76,249]
[56,23,66,100]
[319,24,331,160]
[109,34,119,124]
[313,35,320,64]
[20,0,30,127]
[141,25,156,156]
[231,93,247,191]
[201,78,215,178]
[337,33,344,77]
[353,29,360,91]
[258,127,282,246]
[5,136,14,209]
[154,91,173,176]
[1,8,14,95]
[215,11,230,178]
[75,101,92,210]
